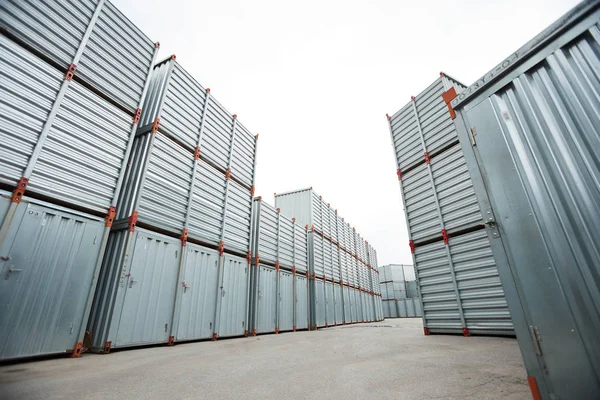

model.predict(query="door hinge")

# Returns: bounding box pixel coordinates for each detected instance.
[484,211,500,239]
[529,325,543,356]
[469,127,477,146]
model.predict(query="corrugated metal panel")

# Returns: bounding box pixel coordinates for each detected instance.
[174,244,219,341]
[430,144,483,233]
[0,35,63,187]
[255,264,276,334]
[332,246,341,282]
[452,7,600,396]
[278,215,294,268]
[294,223,308,272]
[323,237,333,279]
[188,160,226,246]
[343,286,351,323]
[351,289,359,322]
[231,121,256,189]
[77,0,155,112]
[254,200,278,265]
[414,240,462,331]
[274,188,313,230]
[222,179,251,255]
[112,230,180,348]
[334,284,343,325]
[397,299,407,318]
[0,0,96,68]
[134,132,192,232]
[311,233,324,277]
[314,279,326,327]
[295,274,309,330]
[217,254,248,337]
[0,198,105,360]
[401,164,441,241]
[325,281,334,326]
[279,270,294,332]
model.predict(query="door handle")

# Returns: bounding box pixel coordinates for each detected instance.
[5,266,23,280]
[129,279,138,288]
[182,281,190,293]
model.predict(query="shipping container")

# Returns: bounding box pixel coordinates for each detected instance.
[450,2,600,397]
[386,70,513,336]
[0,0,158,361]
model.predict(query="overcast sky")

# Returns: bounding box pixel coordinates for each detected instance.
[114,0,579,266]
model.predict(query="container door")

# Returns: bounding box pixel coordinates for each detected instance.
[0,201,104,360]
[343,287,351,323]
[295,275,308,330]
[463,93,600,397]
[334,285,342,325]
[256,265,276,333]
[218,255,249,337]
[175,245,220,341]
[278,270,294,332]
[115,232,180,347]
[325,282,335,326]
[406,299,416,317]
[351,290,358,322]
[315,280,326,327]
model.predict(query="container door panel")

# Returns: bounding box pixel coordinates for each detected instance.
[257,265,276,333]
[278,270,294,332]
[218,255,248,337]
[295,275,308,330]
[175,245,220,341]
[0,202,104,359]
[116,232,180,347]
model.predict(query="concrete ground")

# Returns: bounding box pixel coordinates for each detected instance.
[0,319,529,400]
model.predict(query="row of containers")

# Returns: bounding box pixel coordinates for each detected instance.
[386,2,600,398]
[249,193,384,334]
[0,0,258,361]
[378,264,422,318]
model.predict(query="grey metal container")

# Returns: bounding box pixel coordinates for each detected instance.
[0,0,156,113]
[88,227,250,350]
[0,190,107,360]
[450,2,600,397]
[0,34,158,215]
[250,198,309,273]
[387,71,514,336]
[138,58,257,189]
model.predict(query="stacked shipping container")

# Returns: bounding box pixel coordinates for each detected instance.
[0,0,158,360]
[274,188,383,328]
[248,198,309,334]
[386,73,514,336]
[87,56,258,351]
[378,265,422,318]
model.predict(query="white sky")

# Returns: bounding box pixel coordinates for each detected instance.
[115,0,579,265]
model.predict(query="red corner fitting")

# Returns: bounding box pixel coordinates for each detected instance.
[275,327,279,334]
[103,341,112,354]
[180,228,189,246]
[255,133,259,140]
[206,88,211,93]
[250,185,255,196]
[65,63,77,81]
[244,330,248,337]
[311,225,315,232]
[155,42,161,48]
[133,108,142,124]
[128,211,138,232]
[212,333,218,341]
[170,54,176,60]
[247,251,252,265]
[411,96,416,102]
[71,342,84,358]
[151,118,160,133]
[11,177,29,203]
[293,326,296,332]
[257,196,262,201]
[439,71,445,77]
[527,377,542,400]
[105,206,117,227]
[277,208,280,213]
[225,168,231,180]
[424,152,431,164]
[441,87,458,119]
[386,113,391,121]
[409,240,415,254]
[442,229,449,244]
[252,329,257,336]
[254,255,260,265]
[168,336,175,346]
[194,146,201,160]
[292,266,296,274]
[218,241,225,256]
[292,217,296,223]
[396,168,402,180]
[233,114,237,119]
[275,261,280,271]
[462,327,470,337]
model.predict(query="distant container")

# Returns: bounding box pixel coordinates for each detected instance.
[451,2,600,397]
[387,71,513,336]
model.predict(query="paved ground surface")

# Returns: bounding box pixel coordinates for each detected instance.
[0,319,529,400]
